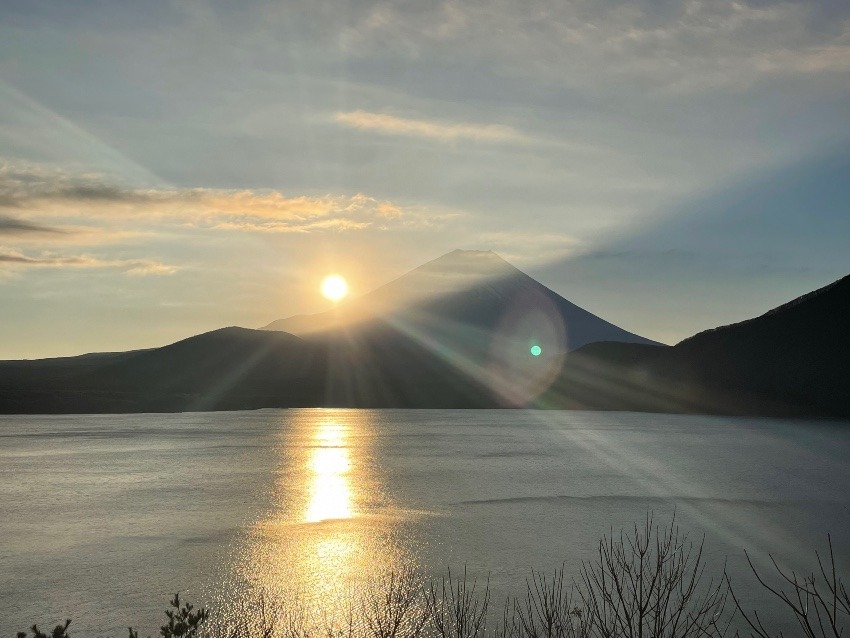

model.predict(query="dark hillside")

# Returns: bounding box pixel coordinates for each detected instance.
[541,274,850,417]
[1,255,847,417]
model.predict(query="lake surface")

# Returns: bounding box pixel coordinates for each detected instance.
[2,409,850,636]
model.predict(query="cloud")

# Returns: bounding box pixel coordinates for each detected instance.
[340,0,850,93]
[0,159,413,234]
[471,230,580,266]
[334,110,524,143]
[0,215,66,236]
[754,44,850,76]
[0,249,176,276]
[212,217,373,233]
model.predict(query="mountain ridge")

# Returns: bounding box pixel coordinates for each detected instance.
[264,249,659,352]
[0,251,847,417]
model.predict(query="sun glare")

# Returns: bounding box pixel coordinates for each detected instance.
[321,274,349,302]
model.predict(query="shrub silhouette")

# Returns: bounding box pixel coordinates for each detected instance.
[16,517,847,638]
[498,565,587,638]
[17,619,71,638]
[728,534,849,638]
[19,593,211,638]
[577,514,732,638]
[153,593,209,638]
[426,566,490,638]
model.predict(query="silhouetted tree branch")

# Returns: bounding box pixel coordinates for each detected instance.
[728,535,849,638]
[577,514,732,638]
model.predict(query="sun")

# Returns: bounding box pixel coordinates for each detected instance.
[320,274,349,302]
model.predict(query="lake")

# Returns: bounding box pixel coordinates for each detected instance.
[2,409,849,636]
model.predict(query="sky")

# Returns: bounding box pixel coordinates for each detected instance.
[1,0,849,358]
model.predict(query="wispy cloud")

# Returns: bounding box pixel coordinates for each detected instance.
[212,217,373,233]
[0,249,176,276]
[472,231,581,266]
[334,110,524,143]
[0,215,67,236]
[754,44,850,76]
[0,160,412,235]
[340,0,850,93]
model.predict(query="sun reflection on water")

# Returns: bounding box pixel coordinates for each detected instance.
[306,423,353,522]
[225,410,419,631]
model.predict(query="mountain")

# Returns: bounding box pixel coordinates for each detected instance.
[265,250,659,407]
[0,250,658,413]
[264,250,658,350]
[0,328,324,413]
[543,273,850,417]
[661,272,850,416]
[1,251,847,416]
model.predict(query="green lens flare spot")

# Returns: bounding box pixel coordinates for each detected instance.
[530,345,542,357]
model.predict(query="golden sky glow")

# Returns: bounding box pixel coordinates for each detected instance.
[1,1,849,358]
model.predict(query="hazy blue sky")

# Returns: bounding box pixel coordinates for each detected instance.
[1,0,848,357]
